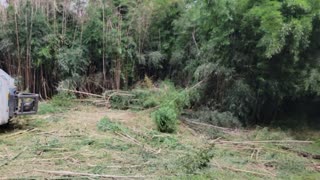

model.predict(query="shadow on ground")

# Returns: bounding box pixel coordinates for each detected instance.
[0,118,29,134]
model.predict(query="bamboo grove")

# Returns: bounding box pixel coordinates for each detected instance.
[1,0,320,125]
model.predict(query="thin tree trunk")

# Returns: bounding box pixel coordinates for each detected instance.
[115,58,121,91]
[102,0,106,86]
[64,1,67,36]
[46,0,49,23]
[115,14,122,90]
[53,0,57,34]
[25,5,29,90]
[14,3,21,87]
[61,0,65,35]
[28,4,34,92]
[80,19,84,44]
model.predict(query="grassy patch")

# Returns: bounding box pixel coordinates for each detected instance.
[249,127,291,140]
[33,138,62,153]
[38,103,60,115]
[1,104,319,179]
[178,144,215,174]
[38,93,75,115]
[97,117,128,133]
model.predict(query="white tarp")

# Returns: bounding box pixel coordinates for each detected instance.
[0,69,14,125]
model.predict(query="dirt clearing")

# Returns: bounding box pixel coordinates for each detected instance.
[0,103,319,179]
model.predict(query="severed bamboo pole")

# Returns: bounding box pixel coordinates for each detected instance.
[35,170,148,179]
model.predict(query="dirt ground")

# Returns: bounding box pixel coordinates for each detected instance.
[0,104,319,179]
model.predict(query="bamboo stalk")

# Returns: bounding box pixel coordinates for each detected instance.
[217,140,313,144]
[212,164,276,177]
[58,88,105,98]
[35,170,147,179]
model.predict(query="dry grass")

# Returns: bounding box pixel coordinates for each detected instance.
[0,103,319,179]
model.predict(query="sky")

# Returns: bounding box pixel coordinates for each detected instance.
[0,0,7,7]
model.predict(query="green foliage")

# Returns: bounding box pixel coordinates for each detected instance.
[143,97,159,109]
[179,145,215,174]
[153,103,178,133]
[151,135,181,149]
[38,93,75,114]
[38,103,59,115]
[304,69,320,95]
[250,127,290,140]
[107,80,194,133]
[174,0,320,124]
[34,138,61,152]
[57,46,89,77]
[223,80,256,124]
[1,0,320,126]
[151,81,192,133]
[147,51,165,68]
[51,93,76,108]
[109,94,135,110]
[97,117,128,133]
[107,89,155,110]
[193,110,242,128]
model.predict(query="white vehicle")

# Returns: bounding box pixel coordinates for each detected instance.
[0,69,39,125]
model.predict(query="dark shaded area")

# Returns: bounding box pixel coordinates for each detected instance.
[0,120,26,134]
[273,97,320,130]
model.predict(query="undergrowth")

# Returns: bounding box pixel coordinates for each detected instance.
[250,127,291,140]
[38,93,75,114]
[151,82,191,133]
[108,80,192,133]
[2,103,320,179]
[177,144,215,174]
[108,80,241,133]
[153,103,178,133]
[97,117,128,133]
[182,107,242,129]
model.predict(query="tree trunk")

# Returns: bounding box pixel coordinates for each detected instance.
[14,3,21,87]
[114,58,121,90]
[102,0,107,86]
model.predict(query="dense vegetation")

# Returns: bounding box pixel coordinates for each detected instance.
[1,0,320,126]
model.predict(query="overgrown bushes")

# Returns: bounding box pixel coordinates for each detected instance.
[151,82,191,133]
[106,80,243,133]
[153,103,178,133]
[106,81,191,133]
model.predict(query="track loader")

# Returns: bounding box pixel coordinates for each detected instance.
[0,69,39,125]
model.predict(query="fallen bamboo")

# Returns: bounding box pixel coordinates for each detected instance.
[280,146,320,159]
[217,140,313,144]
[115,132,160,154]
[94,162,151,169]
[142,79,207,113]
[35,170,147,179]
[58,88,105,98]
[0,148,27,167]
[212,164,276,177]
[181,118,234,132]
[5,128,38,138]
